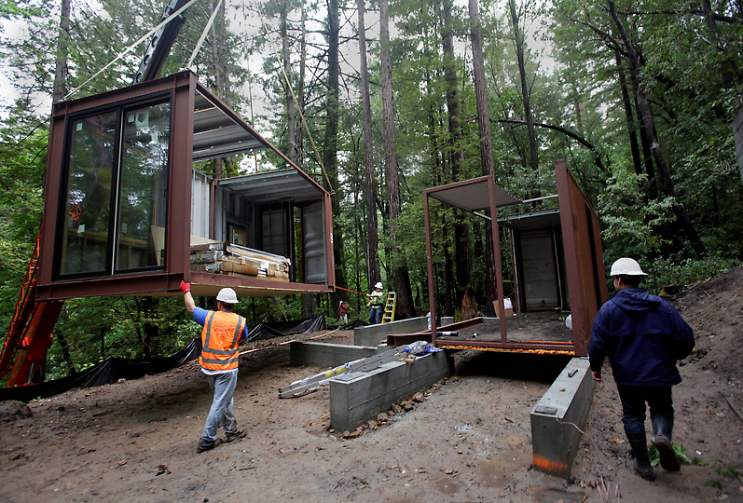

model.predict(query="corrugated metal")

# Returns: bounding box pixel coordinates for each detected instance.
[218,169,324,204]
[191,171,211,239]
[192,92,265,161]
[427,176,521,211]
[303,202,327,284]
[520,229,560,310]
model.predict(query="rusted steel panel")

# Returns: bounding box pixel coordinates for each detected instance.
[555,160,606,356]
[387,333,433,346]
[488,177,508,343]
[37,113,66,288]
[424,192,438,344]
[436,339,576,355]
[324,191,336,288]
[169,73,197,282]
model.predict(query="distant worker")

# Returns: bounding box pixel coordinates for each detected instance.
[589,258,695,481]
[338,300,349,325]
[367,281,385,325]
[180,280,249,453]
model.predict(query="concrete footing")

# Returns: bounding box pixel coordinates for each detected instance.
[290,341,384,367]
[329,350,454,432]
[353,316,454,346]
[530,358,595,479]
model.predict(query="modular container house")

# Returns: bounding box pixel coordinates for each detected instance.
[36,71,335,301]
[389,160,607,357]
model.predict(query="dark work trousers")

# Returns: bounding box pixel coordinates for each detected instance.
[616,384,673,437]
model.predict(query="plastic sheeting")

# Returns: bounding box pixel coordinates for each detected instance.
[0,315,333,403]
[0,338,202,403]
[248,314,327,341]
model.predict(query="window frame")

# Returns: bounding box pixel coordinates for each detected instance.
[53,92,173,281]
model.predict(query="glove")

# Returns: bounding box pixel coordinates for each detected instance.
[179,281,191,294]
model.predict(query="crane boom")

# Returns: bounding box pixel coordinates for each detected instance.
[133,0,191,84]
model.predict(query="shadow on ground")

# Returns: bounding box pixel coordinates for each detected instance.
[454,350,572,383]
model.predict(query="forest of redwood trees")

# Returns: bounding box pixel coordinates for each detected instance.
[0,0,741,380]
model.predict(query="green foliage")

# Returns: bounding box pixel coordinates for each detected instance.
[598,173,676,261]
[646,257,739,292]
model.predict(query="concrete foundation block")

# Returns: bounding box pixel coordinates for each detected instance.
[530,357,595,479]
[289,341,384,367]
[329,350,454,432]
[353,317,428,346]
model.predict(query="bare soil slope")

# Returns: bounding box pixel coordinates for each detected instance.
[1,267,742,502]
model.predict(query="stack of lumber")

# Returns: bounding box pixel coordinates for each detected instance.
[190,242,290,281]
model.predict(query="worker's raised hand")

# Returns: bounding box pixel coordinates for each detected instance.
[179,281,191,294]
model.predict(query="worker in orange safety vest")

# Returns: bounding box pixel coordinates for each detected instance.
[181,280,249,452]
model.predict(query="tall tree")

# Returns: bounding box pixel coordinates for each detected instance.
[607,0,707,258]
[322,0,348,302]
[441,0,471,299]
[380,0,415,317]
[508,0,539,171]
[468,0,498,313]
[357,0,380,289]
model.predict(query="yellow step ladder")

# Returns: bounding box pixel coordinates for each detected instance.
[381,292,396,323]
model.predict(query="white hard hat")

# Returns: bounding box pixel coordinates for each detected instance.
[375,282,383,289]
[216,287,239,304]
[610,258,647,276]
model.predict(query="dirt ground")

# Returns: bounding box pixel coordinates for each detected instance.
[1,267,743,503]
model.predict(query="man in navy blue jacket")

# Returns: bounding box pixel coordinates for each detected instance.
[589,258,695,481]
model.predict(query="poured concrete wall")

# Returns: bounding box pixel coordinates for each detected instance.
[289,341,384,367]
[353,316,454,346]
[329,351,454,432]
[530,358,595,479]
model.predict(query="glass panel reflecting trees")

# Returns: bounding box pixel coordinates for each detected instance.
[116,103,171,271]
[61,111,117,275]
[58,99,170,278]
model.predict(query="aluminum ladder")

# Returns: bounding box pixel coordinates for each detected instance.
[381,291,396,323]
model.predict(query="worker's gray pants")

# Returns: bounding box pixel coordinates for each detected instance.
[201,370,239,443]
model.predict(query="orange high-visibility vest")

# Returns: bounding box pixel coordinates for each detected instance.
[200,311,246,371]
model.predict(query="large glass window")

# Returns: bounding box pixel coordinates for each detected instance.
[61,111,117,275]
[116,103,171,271]
[58,99,171,278]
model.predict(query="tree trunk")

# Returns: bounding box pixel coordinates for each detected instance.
[55,331,76,376]
[280,0,299,163]
[608,0,707,258]
[441,0,471,300]
[323,0,347,307]
[380,0,415,317]
[615,51,643,177]
[52,0,70,105]
[508,0,538,171]
[468,0,497,315]
[357,0,380,288]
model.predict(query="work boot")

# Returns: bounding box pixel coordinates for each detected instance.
[651,410,680,472]
[225,429,247,443]
[197,437,222,453]
[627,433,655,481]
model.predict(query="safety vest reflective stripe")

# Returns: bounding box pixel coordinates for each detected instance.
[371,293,384,308]
[200,311,245,371]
